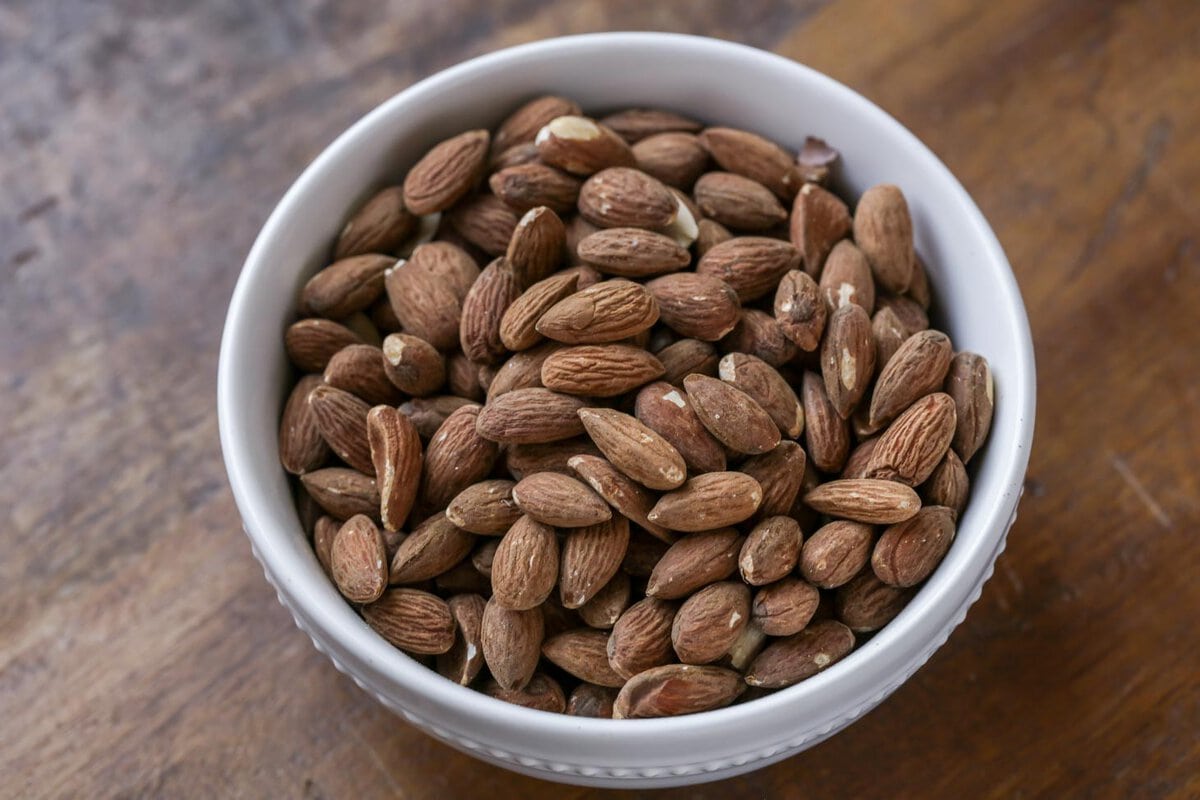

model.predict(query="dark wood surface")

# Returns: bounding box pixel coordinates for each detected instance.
[3,0,1198,797]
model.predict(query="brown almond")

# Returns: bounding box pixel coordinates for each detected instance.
[535,115,636,175]
[280,375,330,475]
[308,384,374,474]
[877,294,930,335]
[725,622,769,671]
[330,514,388,603]
[413,241,481,299]
[285,318,363,372]
[632,132,710,189]
[821,303,876,419]
[577,227,690,278]
[489,163,581,215]
[722,309,798,368]
[471,538,499,578]
[384,261,462,351]
[489,144,543,175]
[324,344,403,405]
[774,269,826,351]
[600,108,703,143]
[564,215,602,264]
[489,515,559,610]
[577,571,632,630]
[853,184,915,294]
[699,127,799,200]
[434,559,490,595]
[560,516,631,609]
[312,516,339,577]
[800,520,874,588]
[403,129,489,215]
[300,468,380,521]
[379,334,445,397]
[923,449,969,518]
[500,276,578,352]
[505,206,567,289]
[567,684,617,718]
[656,338,720,385]
[445,479,520,535]
[475,387,587,444]
[483,673,566,712]
[646,528,743,599]
[536,279,659,344]
[695,218,733,257]
[633,381,727,474]
[613,664,744,718]
[908,255,932,309]
[622,529,671,578]
[448,193,520,257]
[505,437,601,480]
[481,598,544,690]
[607,597,678,679]
[865,392,956,486]
[301,254,393,319]
[486,342,559,400]
[872,305,910,374]
[739,441,808,519]
[437,593,486,685]
[869,329,954,427]
[797,136,839,184]
[836,572,912,632]
[577,167,677,230]
[718,353,803,438]
[398,395,473,439]
[543,629,626,688]
[803,478,921,524]
[789,182,851,274]
[645,272,741,342]
[671,581,751,665]
[648,472,763,532]
[512,472,612,527]
[945,352,994,464]
[683,374,780,455]
[696,236,801,301]
[739,516,803,586]
[389,512,473,584]
[873,505,956,587]
[694,172,787,231]
[493,95,582,153]
[334,186,417,259]
[802,371,850,473]
[540,344,664,397]
[419,404,498,509]
[362,588,456,654]
[568,454,674,543]
[459,258,520,365]
[820,240,876,314]
[577,408,687,491]
[751,578,821,637]
[366,406,423,531]
[745,619,854,688]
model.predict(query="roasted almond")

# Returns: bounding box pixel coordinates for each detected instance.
[739,440,808,519]
[493,95,582,153]
[540,344,665,397]
[820,303,876,419]
[656,338,720,385]
[864,392,956,486]
[567,684,617,718]
[632,132,710,189]
[330,514,388,603]
[512,472,612,527]
[600,108,703,143]
[645,272,741,342]
[285,318,363,372]
[699,127,799,200]
[577,227,690,277]
[505,437,601,480]
[403,129,489,215]
[448,193,520,257]
[398,395,473,439]
[499,275,578,352]
[419,404,498,509]
[301,254,393,319]
[696,236,801,302]
[280,375,330,475]
[436,593,486,685]
[380,333,446,397]
[486,342,558,399]
[739,516,803,586]
[695,218,733,256]
[648,472,763,532]
[535,115,636,175]
[871,305,910,374]
[799,520,874,589]
[802,370,850,473]
[908,254,932,308]
[613,664,744,719]
[475,387,588,444]
[334,186,418,259]
[505,206,567,289]
[797,136,839,184]
[362,588,456,654]
[945,352,994,464]
[693,172,787,231]
[577,408,687,491]
[869,329,954,427]
[607,597,678,679]
[922,449,969,518]
[872,505,956,587]
[542,629,626,687]
[645,527,743,599]
[568,454,674,542]
[751,577,820,637]
[805,478,921,524]
[308,384,374,474]
[560,515,631,609]
[683,374,780,455]
[389,512,474,584]
[671,581,751,665]
[481,598,544,690]
[745,619,854,688]
[366,405,423,531]
[312,516,338,576]
[877,293,930,335]
[490,515,559,610]
[722,309,798,368]
[853,184,915,294]
[324,344,403,405]
[718,353,803,438]
[789,182,851,274]
[577,167,677,230]
[577,571,632,630]
[459,258,520,365]
[490,163,581,215]
[384,259,462,351]
[482,673,566,712]
[300,468,379,521]
[633,381,727,474]
[445,479,520,535]
[774,269,826,351]
[835,572,913,632]
[819,240,876,313]
[536,279,659,344]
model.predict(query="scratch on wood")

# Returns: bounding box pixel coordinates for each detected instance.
[1109,452,1173,530]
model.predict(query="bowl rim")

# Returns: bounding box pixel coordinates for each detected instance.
[218,31,1035,742]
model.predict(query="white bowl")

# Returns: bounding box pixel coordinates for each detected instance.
[218,32,1035,789]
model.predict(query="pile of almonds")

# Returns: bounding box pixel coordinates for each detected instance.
[280,96,995,719]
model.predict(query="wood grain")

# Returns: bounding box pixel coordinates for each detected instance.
[2,0,1199,796]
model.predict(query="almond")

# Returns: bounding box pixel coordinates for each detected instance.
[646,527,743,599]
[645,272,741,342]
[871,305,910,374]
[285,318,362,372]
[739,440,808,518]
[803,478,921,524]
[819,240,876,313]
[576,227,690,278]
[280,375,330,475]
[489,163,581,215]
[458,258,520,365]
[607,597,678,679]
[505,206,567,288]
[540,344,665,397]
[366,405,423,531]
[330,514,388,603]
[696,236,801,301]
[471,539,499,578]
[512,472,612,527]
[490,515,559,610]
[335,186,417,259]
[877,293,930,335]
[648,472,763,532]
[600,108,703,143]
[362,588,456,654]
[564,215,601,264]
[699,127,799,200]
[622,528,670,579]
[308,384,374,474]
[802,371,850,473]
[751,577,820,636]
[486,342,559,399]
[499,276,577,352]
[300,468,379,521]
[536,279,659,344]
[568,454,674,543]
[542,629,626,687]
[384,259,462,351]
[693,172,787,231]
[853,184,915,293]
[725,622,769,671]
[633,381,726,474]
[835,572,913,632]
[745,619,854,688]
[481,598,544,690]
[505,437,601,479]
[420,404,498,509]
[493,96,582,153]
[722,309,798,368]
[718,353,803,438]
[797,136,839,184]
[482,673,566,712]
[820,303,876,420]
[398,395,473,439]
[434,560,490,596]
[671,581,751,664]
[577,571,632,629]
[389,512,473,584]
[448,193,519,257]
[475,387,587,444]
[945,352,994,464]
[656,338,720,385]
[379,334,446,396]
[445,479,520,535]
[872,505,956,587]
[908,254,932,309]
[560,515,631,609]
[695,218,733,256]
[613,664,744,718]
[789,182,851,274]
[577,167,677,229]
[535,116,636,175]
[323,344,402,405]
[577,408,687,491]
[869,329,954,427]
[923,449,969,518]
[312,516,338,576]
[632,132,710,189]
[799,520,874,588]
[774,269,826,351]
[301,254,393,319]
[865,392,956,486]
[739,516,803,586]
[567,684,617,718]
[410,241,481,299]
[403,129,489,215]
[683,374,780,455]
[436,593,486,685]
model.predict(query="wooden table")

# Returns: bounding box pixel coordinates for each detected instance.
[3,0,1198,796]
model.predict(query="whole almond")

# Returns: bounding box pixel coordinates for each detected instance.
[869,329,954,427]
[389,512,473,584]
[445,479,520,535]
[577,571,632,629]
[505,437,601,479]
[722,309,798,368]
[308,384,374,474]
[632,132,710,189]
[945,352,994,464]
[695,218,733,256]
[789,182,851,274]
[285,318,363,372]
[751,578,820,637]
[646,528,743,599]
[384,261,462,351]
[366,405,423,531]
[540,344,665,397]
[471,538,499,578]
[872,305,910,373]
[459,258,520,365]
[908,255,932,308]
[437,593,486,685]
[567,684,617,718]
[420,404,498,509]
[324,344,402,405]
[671,581,751,665]
[412,241,481,299]
[535,116,636,175]
[745,619,854,688]
[739,516,802,586]
[362,588,456,654]
[718,353,803,438]
[490,515,559,610]
[300,468,380,520]
[800,520,874,588]
[577,227,690,277]
[600,108,703,143]
[475,387,587,444]
[648,472,763,532]
[923,449,969,518]
[334,186,417,259]
[694,172,787,231]
[536,279,659,345]
[506,206,567,289]
[853,184,915,294]
[493,96,582,153]
[683,374,780,455]
[312,516,338,576]
[486,342,559,399]
[280,375,330,475]
[577,167,677,229]
[820,240,876,313]
[543,629,626,688]
[656,338,720,385]
[330,514,388,603]
[608,599,677,681]
[512,472,612,527]
[865,392,956,486]
[739,441,808,518]
[645,272,741,342]
[481,598,544,690]
[613,664,744,718]
[699,127,799,200]
[633,381,726,474]
[565,215,602,263]
[877,294,930,335]
[568,454,674,543]
[797,136,839,184]
[380,334,446,397]
[821,303,876,419]
[483,673,566,712]
[696,236,802,302]
[802,371,850,473]
[403,129,489,215]
[500,278,577,353]
[774,269,826,351]
[491,144,542,175]
[489,163,581,215]
[560,516,631,609]
[448,193,520,256]
[398,395,473,439]
[577,408,687,491]
[803,479,921,524]
[873,505,956,587]
[836,572,913,632]
[301,254,392,319]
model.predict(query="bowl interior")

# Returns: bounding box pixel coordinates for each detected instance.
[219,32,1034,768]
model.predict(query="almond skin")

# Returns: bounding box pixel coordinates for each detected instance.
[505,206,567,289]
[330,514,388,603]
[577,408,687,491]
[923,449,970,518]
[366,405,423,531]
[445,479,520,535]
[745,619,855,688]
[505,437,602,480]
[774,269,827,351]
[490,515,559,610]
[312,516,338,577]
[802,370,851,474]
[800,520,875,589]
[646,528,744,599]
[384,259,463,351]
[836,572,913,632]
[381,334,446,397]
[853,184,915,294]
[872,505,956,587]
[460,258,521,365]
[577,227,691,278]
[568,454,674,543]
[301,254,393,319]
[600,108,703,143]
[739,516,803,586]
[803,479,921,524]
[820,303,876,420]
[695,218,733,256]
[448,193,520,257]
[499,273,579,351]
[671,581,751,664]
[285,318,362,372]
[560,515,631,609]
[322,344,402,405]
[567,684,618,718]
[633,381,727,474]
[699,127,799,200]
[696,236,802,302]
[535,115,636,175]
[869,329,954,427]
[872,306,910,376]
[789,182,851,274]
[475,387,588,444]
[632,132,710,189]
[645,272,742,341]
[607,597,678,679]
[577,571,632,630]
[540,344,665,397]
[865,392,957,486]
[334,186,417,259]
[308,384,374,474]
[419,404,498,510]
[398,395,473,439]
[280,375,330,475]
[362,588,456,655]
[576,167,677,230]
[493,96,582,153]
[613,664,744,719]
[945,351,994,464]
[512,472,612,527]
[656,339,720,385]
[481,598,544,691]
[718,353,804,438]
[489,163,581,215]
[739,441,808,519]
[820,240,876,314]
[542,629,626,687]
[300,468,380,521]
[683,374,780,455]
[403,129,490,215]
[486,342,559,400]
[693,172,787,231]
[751,578,820,637]
[436,593,486,685]
[648,472,763,532]
[877,294,930,335]
[482,673,566,712]
[536,280,660,345]
[389,512,474,584]
[621,529,670,578]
